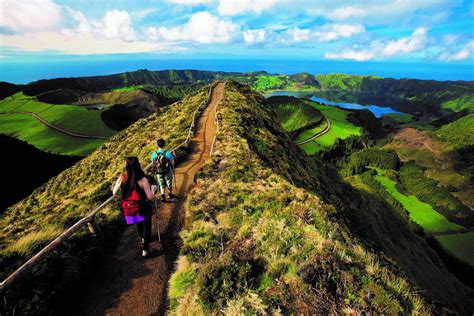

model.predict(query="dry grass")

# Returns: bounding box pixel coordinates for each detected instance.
[168,81,433,314]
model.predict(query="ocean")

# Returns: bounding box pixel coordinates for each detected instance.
[1,58,473,84]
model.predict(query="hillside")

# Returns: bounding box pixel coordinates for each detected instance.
[0,86,212,314]
[1,81,474,314]
[20,69,224,96]
[169,81,473,314]
[314,73,474,115]
[267,95,323,138]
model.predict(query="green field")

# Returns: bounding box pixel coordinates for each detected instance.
[0,93,116,155]
[112,85,144,92]
[254,75,285,91]
[299,101,361,154]
[294,120,327,142]
[374,171,462,233]
[435,232,474,266]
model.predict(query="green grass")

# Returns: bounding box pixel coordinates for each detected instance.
[169,267,197,303]
[1,86,212,315]
[440,94,474,113]
[168,81,431,314]
[298,101,361,154]
[382,113,413,123]
[0,93,116,155]
[294,120,327,142]
[373,169,463,233]
[254,75,286,91]
[315,73,381,90]
[269,97,323,136]
[112,85,144,92]
[435,232,474,266]
[433,114,474,150]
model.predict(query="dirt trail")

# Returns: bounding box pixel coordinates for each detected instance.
[74,82,224,315]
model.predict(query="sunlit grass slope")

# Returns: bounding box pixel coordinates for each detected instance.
[0,86,211,314]
[373,170,462,233]
[436,232,474,266]
[433,113,474,150]
[299,101,360,154]
[168,81,469,314]
[0,93,116,155]
[267,96,323,137]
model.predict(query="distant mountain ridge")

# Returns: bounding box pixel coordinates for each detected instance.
[2,69,472,117]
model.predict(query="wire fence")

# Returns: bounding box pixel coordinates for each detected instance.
[210,81,225,155]
[0,81,218,291]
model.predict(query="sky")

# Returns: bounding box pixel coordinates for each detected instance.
[0,0,473,63]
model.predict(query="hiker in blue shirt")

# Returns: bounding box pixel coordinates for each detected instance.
[150,138,175,202]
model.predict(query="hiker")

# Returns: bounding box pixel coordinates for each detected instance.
[150,138,175,202]
[113,157,154,257]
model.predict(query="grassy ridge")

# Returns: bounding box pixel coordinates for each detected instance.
[267,96,323,137]
[0,86,211,314]
[433,114,474,150]
[0,114,105,155]
[435,233,474,266]
[315,73,381,90]
[373,170,462,233]
[0,93,116,155]
[398,162,474,227]
[299,101,360,154]
[169,81,431,314]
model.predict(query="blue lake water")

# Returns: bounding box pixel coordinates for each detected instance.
[267,90,403,117]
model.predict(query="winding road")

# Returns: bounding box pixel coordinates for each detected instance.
[296,114,331,145]
[0,111,109,139]
[429,227,474,237]
[73,82,224,315]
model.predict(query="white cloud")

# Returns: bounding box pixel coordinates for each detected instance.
[282,27,311,44]
[168,0,211,4]
[328,6,366,20]
[314,23,365,41]
[325,50,375,62]
[325,27,429,61]
[131,8,158,21]
[442,34,460,45]
[218,0,278,16]
[242,23,365,47]
[101,10,136,41]
[438,41,474,61]
[382,27,427,56]
[147,12,238,43]
[1,6,178,54]
[0,0,64,34]
[302,0,460,25]
[243,29,266,44]
[67,9,137,42]
[0,31,176,55]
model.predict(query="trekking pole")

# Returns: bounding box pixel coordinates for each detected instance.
[173,169,177,192]
[154,196,161,243]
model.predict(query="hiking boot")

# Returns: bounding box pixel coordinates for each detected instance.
[142,249,151,258]
[161,194,166,202]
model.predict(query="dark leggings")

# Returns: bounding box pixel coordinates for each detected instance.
[136,217,152,250]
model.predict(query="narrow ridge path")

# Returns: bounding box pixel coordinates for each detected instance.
[74,82,224,315]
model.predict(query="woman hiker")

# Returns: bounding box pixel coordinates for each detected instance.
[113,157,155,257]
